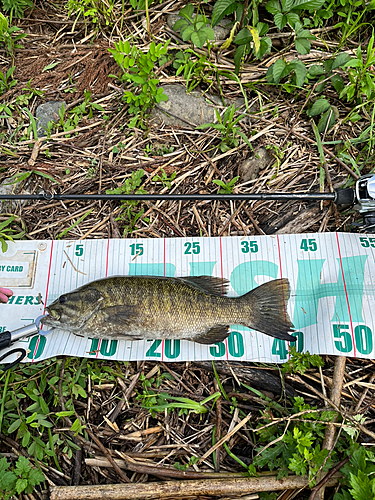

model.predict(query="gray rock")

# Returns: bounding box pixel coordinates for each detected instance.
[0,175,26,212]
[167,14,231,41]
[35,101,66,137]
[239,147,273,182]
[151,84,223,127]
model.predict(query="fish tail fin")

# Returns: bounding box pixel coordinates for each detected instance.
[241,278,295,341]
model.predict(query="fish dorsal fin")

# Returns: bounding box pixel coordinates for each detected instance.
[192,325,230,344]
[179,276,229,296]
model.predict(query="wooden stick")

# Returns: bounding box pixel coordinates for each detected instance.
[50,473,341,500]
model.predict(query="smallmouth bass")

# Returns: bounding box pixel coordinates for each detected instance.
[41,275,295,344]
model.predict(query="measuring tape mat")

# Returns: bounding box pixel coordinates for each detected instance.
[1,233,375,363]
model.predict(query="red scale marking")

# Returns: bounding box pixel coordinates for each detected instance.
[276,235,290,358]
[161,239,166,362]
[32,241,54,362]
[336,232,356,357]
[219,237,229,360]
[96,240,110,359]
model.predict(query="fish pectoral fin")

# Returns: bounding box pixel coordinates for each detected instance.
[179,276,230,296]
[102,305,139,324]
[194,325,230,345]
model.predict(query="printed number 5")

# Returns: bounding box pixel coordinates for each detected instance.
[75,244,84,257]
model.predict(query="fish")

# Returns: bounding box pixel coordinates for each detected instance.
[41,275,295,344]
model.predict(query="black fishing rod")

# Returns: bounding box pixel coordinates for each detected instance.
[1,174,374,226]
[0,192,337,202]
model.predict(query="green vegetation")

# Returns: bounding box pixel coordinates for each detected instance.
[173,3,215,49]
[0,13,26,60]
[106,169,149,235]
[0,455,44,500]
[109,40,169,128]
[0,214,26,252]
[197,104,252,152]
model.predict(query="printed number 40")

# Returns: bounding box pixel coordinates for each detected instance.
[300,238,317,252]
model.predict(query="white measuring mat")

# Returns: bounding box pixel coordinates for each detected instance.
[1,233,375,363]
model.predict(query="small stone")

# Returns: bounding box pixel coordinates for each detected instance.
[151,84,223,127]
[239,147,273,182]
[35,101,66,138]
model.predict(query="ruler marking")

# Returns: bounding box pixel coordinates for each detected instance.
[336,232,356,357]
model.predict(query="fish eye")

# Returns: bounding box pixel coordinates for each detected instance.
[59,295,67,304]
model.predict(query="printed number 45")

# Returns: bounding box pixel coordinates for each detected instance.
[300,238,317,252]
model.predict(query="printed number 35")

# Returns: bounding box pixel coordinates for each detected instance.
[241,241,258,253]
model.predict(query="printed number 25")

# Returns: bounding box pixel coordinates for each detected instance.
[241,241,258,253]
[184,242,200,254]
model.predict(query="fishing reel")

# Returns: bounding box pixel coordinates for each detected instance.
[336,174,375,231]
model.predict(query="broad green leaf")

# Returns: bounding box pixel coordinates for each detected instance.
[332,52,351,69]
[180,24,195,41]
[286,12,300,26]
[343,59,362,68]
[255,36,272,59]
[257,22,269,36]
[295,38,311,54]
[331,74,344,93]
[318,107,335,133]
[173,18,189,30]
[308,64,325,76]
[234,27,252,45]
[273,59,286,84]
[289,0,326,10]
[191,30,207,48]
[307,98,330,116]
[179,3,194,20]
[16,478,28,495]
[274,12,287,29]
[282,0,295,11]
[290,60,306,87]
[212,0,237,26]
[265,0,282,14]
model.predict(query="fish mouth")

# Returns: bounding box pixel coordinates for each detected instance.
[42,308,61,324]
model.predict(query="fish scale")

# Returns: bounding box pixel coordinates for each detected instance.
[41,275,295,344]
